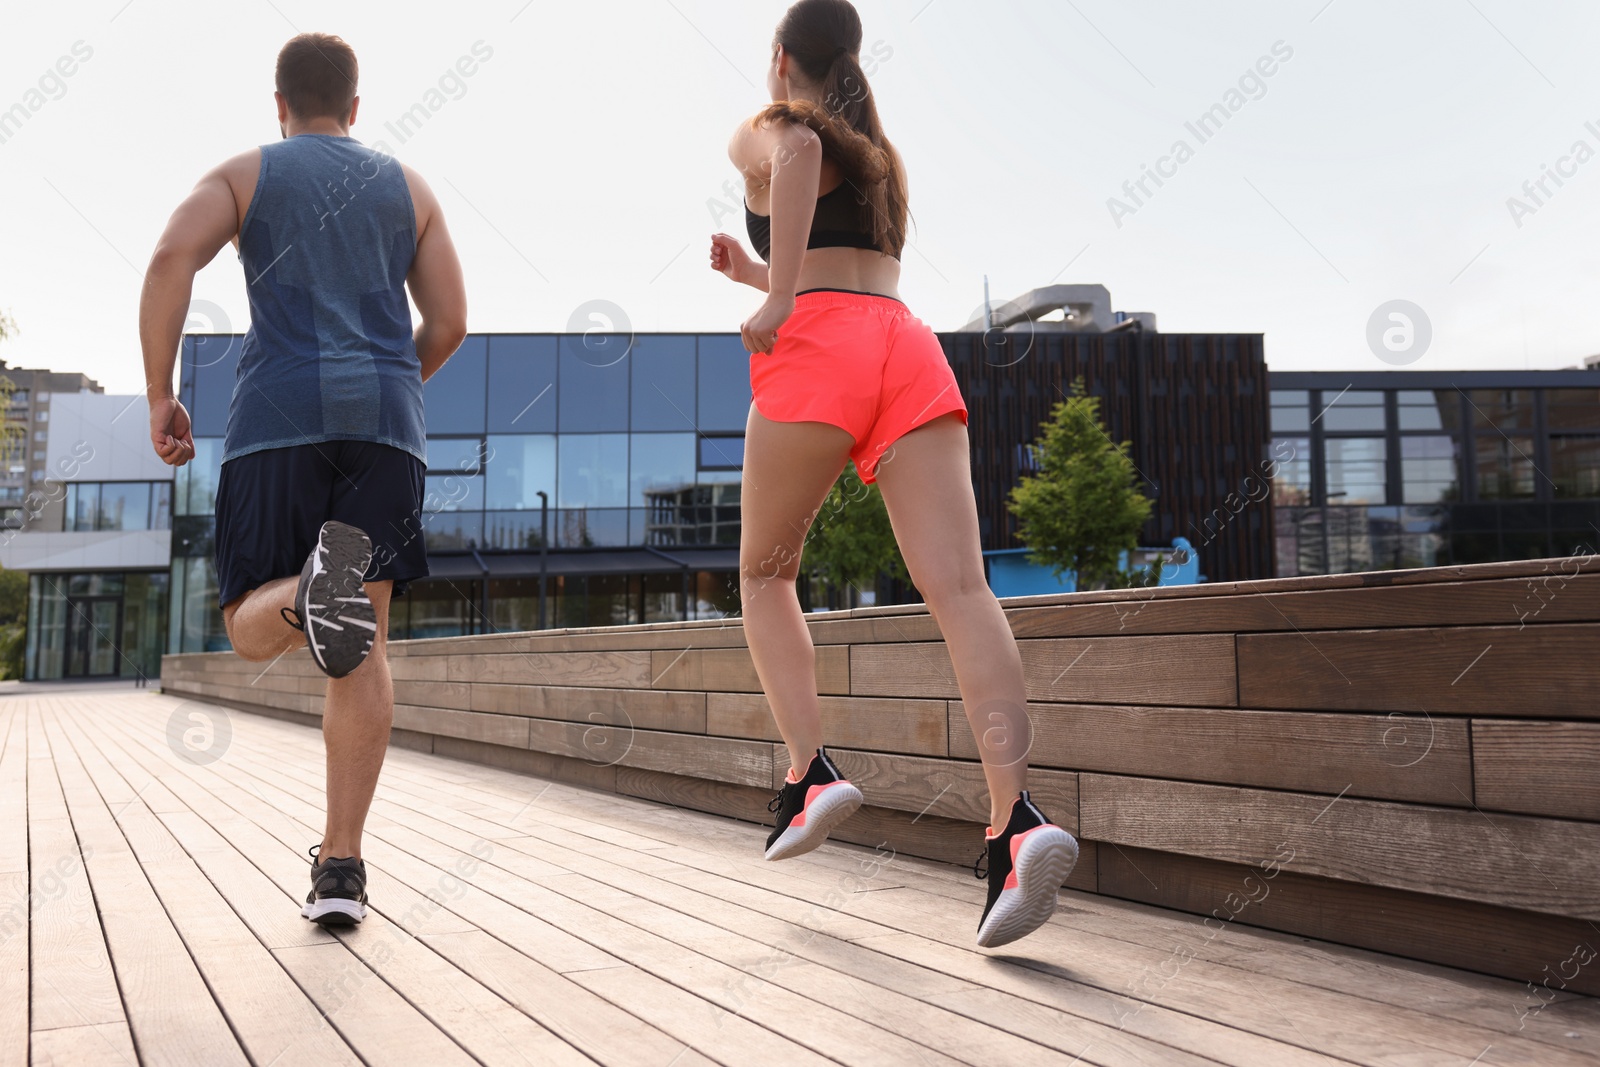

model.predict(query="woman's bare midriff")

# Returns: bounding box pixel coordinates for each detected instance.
[793,245,901,299]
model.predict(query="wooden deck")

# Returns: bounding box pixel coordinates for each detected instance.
[2,689,1596,1066]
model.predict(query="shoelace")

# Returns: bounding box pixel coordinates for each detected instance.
[282,606,306,632]
[767,791,784,814]
[973,847,989,880]
[307,844,321,865]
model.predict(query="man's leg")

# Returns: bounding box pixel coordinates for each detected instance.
[319,580,393,859]
[221,578,301,661]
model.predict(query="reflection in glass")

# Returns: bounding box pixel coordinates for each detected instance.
[1401,436,1458,504]
[699,435,745,470]
[559,345,630,432]
[485,435,556,510]
[1551,436,1600,498]
[557,508,630,547]
[1269,391,1309,433]
[1396,390,1454,432]
[423,512,483,552]
[177,438,224,517]
[424,335,487,433]
[1546,388,1600,431]
[630,336,697,431]
[1469,389,1533,431]
[1475,436,1537,499]
[426,437,488,473]
[1319,390,1386,432]
[99,484,152,531]
[1268,438,1311,505]
[423,474,483,513]
[1325,438,1386,505]
[630,433,696,506]
[487,335,558,432]
[558,434,628,507]
[697,336,753,432]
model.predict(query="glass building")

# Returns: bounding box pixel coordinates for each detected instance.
[170,333,749,650]
[1268,371,1600,576]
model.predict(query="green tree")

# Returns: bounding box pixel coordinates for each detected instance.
[0,309,16,344]
[1008,377,1153,590]
[803,465,908,606]
[0,568,24,680]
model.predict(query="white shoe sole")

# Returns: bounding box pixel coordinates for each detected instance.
[301,897,367,925]
[764,782,864,861]
[976,827,1079,948]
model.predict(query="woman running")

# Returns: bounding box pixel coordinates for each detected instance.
[709,0,1078,948]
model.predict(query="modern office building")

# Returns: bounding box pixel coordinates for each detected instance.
[0,359,104,530]
[0,390,175,680]
[163,289,1600,650]
[1268,371,1600,576]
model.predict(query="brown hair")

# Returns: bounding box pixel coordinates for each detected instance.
[275,33,358,121]
[760,0,907,256]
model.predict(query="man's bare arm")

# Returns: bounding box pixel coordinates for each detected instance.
[139,153,250,464]
[403,166,467,382]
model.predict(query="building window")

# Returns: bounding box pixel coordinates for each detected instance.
[32,431,44,442]
[35,411,47,423]
[64,482,174,532]
[484,434,556,510]
[1396,390,1457,432]
[1551,436,1600,498]
[697,336,752,432]
[629,433,696,506]
[1269,438,1311,505]
[1469,389,1534,432]
[1546,388,1600,432]
[630,336,697,432]
[698,435,744,471]
[1318,390,1386,432]
[486,335,557,433]
[557,434,628,508]
[422,336,488,434]
[1268,390,1310,434]
[1325,437,1386,505]
[425,436,488,474]
[174,439,223,517]
[1475,436,1537,499]
[1400,436,1459,504]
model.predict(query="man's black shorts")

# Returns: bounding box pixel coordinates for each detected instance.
[214,440,428,607]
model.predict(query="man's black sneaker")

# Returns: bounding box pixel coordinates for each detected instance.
[301,845,368,926]
[764,748,863,861]
[974,791,1078,948]
[281,520,378,678]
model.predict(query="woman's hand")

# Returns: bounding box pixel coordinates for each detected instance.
[710,233,763,289]
[741,292,795,355]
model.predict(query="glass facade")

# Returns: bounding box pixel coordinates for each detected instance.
[1270,377,1600,576]
[26,571,169,681]
[171,333,751,649]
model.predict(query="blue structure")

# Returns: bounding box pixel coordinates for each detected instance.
[983,537,1203,597]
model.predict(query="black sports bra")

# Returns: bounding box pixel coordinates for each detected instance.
[745,181,893,262]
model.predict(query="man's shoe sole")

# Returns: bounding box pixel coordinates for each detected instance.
[301,521,377,679]
[301,897,367,925]
[976,827,1079,948]
[764,781,863,861]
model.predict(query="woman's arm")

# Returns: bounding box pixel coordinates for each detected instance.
[732,120,821,353]
[709,233,768,291]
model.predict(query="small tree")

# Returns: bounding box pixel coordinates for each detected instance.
[803,465,908,606]
[1008,377,1153,590]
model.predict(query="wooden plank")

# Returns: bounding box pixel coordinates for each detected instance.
[26,717,124,1036]
[650,645,850,695]
[392,678,473,712]
[272,942,479,1066]
[471,682,707,733]
[1237,623,1600,718]
[0,712,27,874]
[391,705,530,750]
[431,736,619,794]
[27,1021,138,1066]
[1080,774,1600,918]
[1004,572,1600,638]
[1097,843,1600,1000]
[524,718,774,788]
[707,692,948,757]
[819,748,1078,833]
[948,701,1474,806]
[43,713,250,1066]
[1473,720,1600,821]
[851,635,1238,706]
[370,737,1600,1054]
[440,650,653,688]
[53,708,366,1067]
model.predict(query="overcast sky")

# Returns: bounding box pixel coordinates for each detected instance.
[3,0,1599,395]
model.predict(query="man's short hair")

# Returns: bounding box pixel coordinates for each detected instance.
[275,33,358,120]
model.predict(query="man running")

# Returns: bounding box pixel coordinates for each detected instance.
[138,31,466,925]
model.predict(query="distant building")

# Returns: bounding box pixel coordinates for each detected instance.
[0,360,103,530]
[0,390,174,681]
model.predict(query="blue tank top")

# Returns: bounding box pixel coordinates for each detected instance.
[224,134,424,464]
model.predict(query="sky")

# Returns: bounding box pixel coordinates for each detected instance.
[2,0,1599,395]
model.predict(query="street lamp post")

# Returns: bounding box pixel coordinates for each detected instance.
[536,490,549,630]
